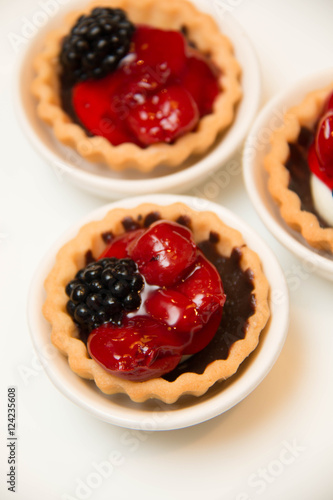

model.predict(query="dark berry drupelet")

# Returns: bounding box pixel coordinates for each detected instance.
[60,7,135,84]
[65,257,144,334]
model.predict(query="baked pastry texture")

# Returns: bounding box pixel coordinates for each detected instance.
[264,82,333,253]
[31,0,241,172]
[43,202,270,403]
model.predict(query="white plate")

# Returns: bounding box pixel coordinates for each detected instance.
[243,68,333,281]
[14,0,261,199]
[27,194,289,430]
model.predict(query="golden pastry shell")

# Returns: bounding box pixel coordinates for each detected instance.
[43,202,270,404]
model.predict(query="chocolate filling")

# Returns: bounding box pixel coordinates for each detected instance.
[101,231,114,244]
[80,213,256,379]
[285,126,330,228]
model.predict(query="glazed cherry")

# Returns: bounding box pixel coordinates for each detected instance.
[308,143,333,190]
[176,253,226,321]
[127,85,199,145]
[175,253,226,353]
[185,308,223,354]
[314,111,333,183]
[128,220,197,286]
[143,248,225,354]
[88,316,185,381]
[99,229,144,259]
[72,70,141,146]
[130,25,187,79]
[145,289,202,334]
[182,54,220,116]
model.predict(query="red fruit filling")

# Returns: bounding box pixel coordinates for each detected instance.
[145,289,202,335]
[131,26,187,78]
[128,220,197,287]
[127,85,199,145]
[99,229,145,259]
[308,143,333,191]
[182,54,220,116]
[87,220,226,381]
[175,253,226,353]
[308,91,333,190]
[88,316,184,381]
[71,25,220,148]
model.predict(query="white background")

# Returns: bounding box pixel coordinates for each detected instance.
[1,0,333,499]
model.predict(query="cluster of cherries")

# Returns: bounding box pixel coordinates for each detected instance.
[68,220,226,381]
[308,90,333,190]
[71,24,220,147]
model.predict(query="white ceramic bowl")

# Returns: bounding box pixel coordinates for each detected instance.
[27,194,289,430]
[243,68,333,281]
[14,0,261,199]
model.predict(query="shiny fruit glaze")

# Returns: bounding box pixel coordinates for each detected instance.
[72,25,220,147]
[308,91,333,190]
[87,316,184,381]
[126,85,199,146]
[99,229,144,259]
[87,220,226,380]
[308,143,333,191]
[128,221,197,287]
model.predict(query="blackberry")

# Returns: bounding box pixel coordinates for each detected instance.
[60,7,135,84]
[65,257,144,333]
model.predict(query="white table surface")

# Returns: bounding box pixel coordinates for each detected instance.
[1,0,333,499]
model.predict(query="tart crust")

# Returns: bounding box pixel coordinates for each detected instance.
[43,202,270,404]
[31,0,241,173]
[264,82,333,253]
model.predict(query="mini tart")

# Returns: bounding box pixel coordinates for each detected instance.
[43,202,270,404]
[264,82,333,253]
[31,0,241,173]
